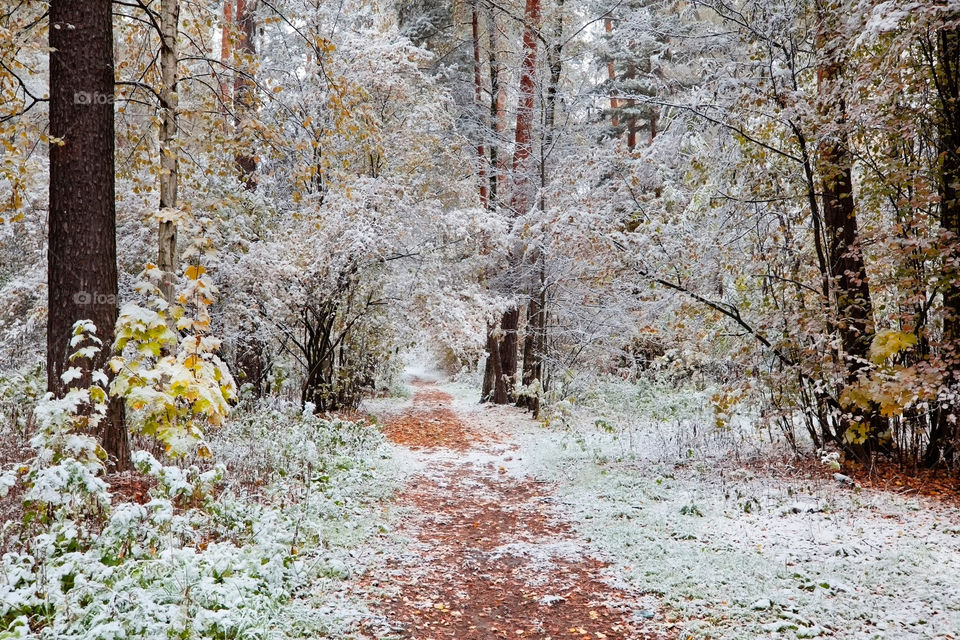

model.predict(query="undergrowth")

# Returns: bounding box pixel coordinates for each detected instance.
[0,395,395,639]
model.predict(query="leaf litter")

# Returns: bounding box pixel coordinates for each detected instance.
[361,382,672,639]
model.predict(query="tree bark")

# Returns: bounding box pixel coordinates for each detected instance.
[520,0,563,415]
[48,0,128,469]
[510,0,541,218]
[481,325,501,402]
[495,306,521,404]
[234,0,258,188]
[486,0,541,405]
[815,1,878,458]
[471,0,488,208]
[158,0,180,302]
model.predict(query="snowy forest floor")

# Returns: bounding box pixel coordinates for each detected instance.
[353,378,960,640]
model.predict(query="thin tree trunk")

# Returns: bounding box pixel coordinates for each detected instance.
[220,0,234,111]
[471,0,488,208]
[485,4,507,207]
[480,5,504,400]
[625,60,637,150]
[48,0,128,469]
[158,0,180,302]
[605,18,618,129]
[234,0,257,188]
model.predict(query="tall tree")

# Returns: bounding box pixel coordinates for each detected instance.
[234,0,258,187]
[486,4,508,207]
[519,0,566,415]
[815,0,878,453]
[485,0,542,405]
[471,0,489,209]
[158,0,180,302]
[600,0,666,149]
[48,0,129,468]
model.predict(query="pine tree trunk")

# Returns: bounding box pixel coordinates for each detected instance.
[48,0,129,470]
[495,306,521,404]
[605,18,619,129]
[158,0,180,302]
[481,327,501,402]
[519,0,563,415]
[510,0,541,217]
[519,286,545,414]
[485,0,541,405]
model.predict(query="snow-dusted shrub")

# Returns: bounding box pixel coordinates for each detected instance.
[111,258,236,458]
[1,381,395,638]
[0,363,43,435]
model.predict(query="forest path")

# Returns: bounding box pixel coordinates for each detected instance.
[361,381,670,640]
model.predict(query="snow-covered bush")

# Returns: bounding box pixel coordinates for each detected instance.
[111,248,237,457]
[1,386,395,638]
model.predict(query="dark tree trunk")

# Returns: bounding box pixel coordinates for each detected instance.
[48,0,128,469]
[519,285,546,415]
[494,306,520,404]
[815,4,879,460]
[485,0,541,406]
[481,326,501,402]
[236,337,271,399]
[519,1,563,416]
[486,5,506,207]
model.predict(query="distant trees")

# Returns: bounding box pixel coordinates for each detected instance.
[923,15,960,466]
[589,0,960,470]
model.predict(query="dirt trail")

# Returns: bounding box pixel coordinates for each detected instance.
[365,383,670,640]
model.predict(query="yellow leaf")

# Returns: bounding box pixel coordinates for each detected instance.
[185,264,206,280]
[869,329,917,364]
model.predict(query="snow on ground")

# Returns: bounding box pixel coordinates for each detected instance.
[363,375,960,639]
[509,402,960,639]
